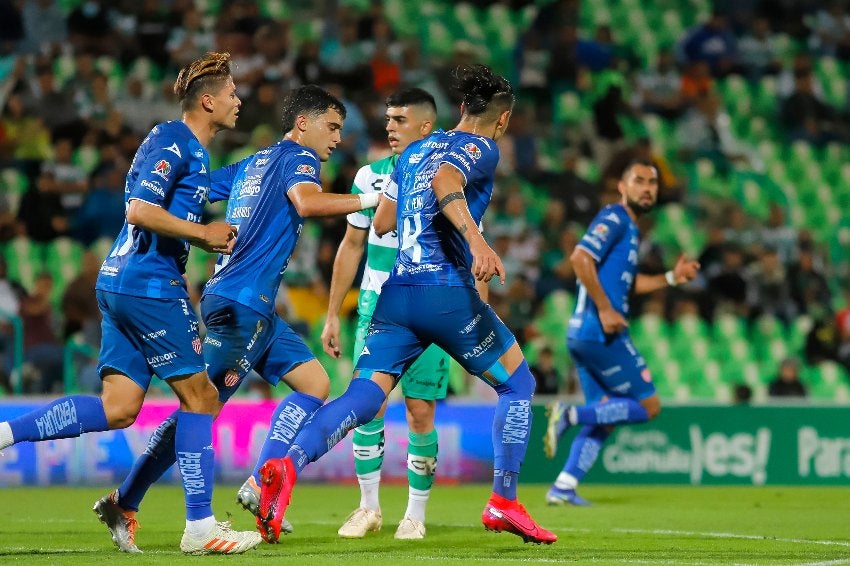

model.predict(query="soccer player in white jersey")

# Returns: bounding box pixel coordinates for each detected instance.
[322,88,451,540]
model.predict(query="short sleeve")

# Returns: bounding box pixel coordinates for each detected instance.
[208,160,245,203]
[441,136,499,188]
[128,143,187,206]
[576,209,628,262]
[283,150,322,193]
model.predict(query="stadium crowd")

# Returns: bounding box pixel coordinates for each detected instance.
[0,0,848,400]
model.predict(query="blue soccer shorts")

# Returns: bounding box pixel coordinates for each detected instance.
[567,332,656,404]
[96,290,206,390]
[201,294,315,402]
[354,284,516,382]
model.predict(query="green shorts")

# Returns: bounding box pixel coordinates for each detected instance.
[353,313,450,401]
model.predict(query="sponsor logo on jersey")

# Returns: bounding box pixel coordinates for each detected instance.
[224,369,240,387]
[140,179,165,197]
[360,345,370,356]
[194,149,204,159]
[462,142,482,160]
[592,223,610,240]
[152,159,171,180]
[141,329,167,341]
[199,163,207,174]
[203,336,222,348]
[163,143,182,158]
[192,335,202,354]
[409,152,423,164]
[297,164,316,176]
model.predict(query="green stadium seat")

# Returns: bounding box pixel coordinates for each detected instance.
[5,236,43,290]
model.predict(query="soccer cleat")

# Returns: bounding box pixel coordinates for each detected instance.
[257,457,297,543]
[543,401,571,459]
[237,476,293,534]
[482,494,557,545]
[546,486,591,506]
[394,516,426,540]
[337,507,383,538]
[93,490,142,553]
[180,520,262,555]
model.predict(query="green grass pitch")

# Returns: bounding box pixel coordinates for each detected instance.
[1,484,849,565]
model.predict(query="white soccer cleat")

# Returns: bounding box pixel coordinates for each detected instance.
[337,507,382,538]
[394,516,426,540]
[179,520,262,555]
[92,490,142,553]
[236,476,293,534]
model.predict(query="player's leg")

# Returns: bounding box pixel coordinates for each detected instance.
[339,315,387,538]
[394,345,448,540]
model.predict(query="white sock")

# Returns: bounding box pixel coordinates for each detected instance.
[554,472,579,490]
[0,422,13,451]
[358,470,381,511]
[185,515,217,538]
[404,487,429,522]
[568,406,578,426]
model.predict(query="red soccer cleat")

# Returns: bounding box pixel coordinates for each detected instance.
[256,457,297,543]
[482,493,558,545]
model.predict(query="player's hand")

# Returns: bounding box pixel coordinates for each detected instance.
[321,315,341,358]
[599,307,628,335]
[672,254,700,284]
[200,221,238,254]
[469,237,505,284]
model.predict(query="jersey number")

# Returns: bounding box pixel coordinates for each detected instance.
[401,212,423,263]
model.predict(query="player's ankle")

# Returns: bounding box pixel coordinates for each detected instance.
[488,492,517,508]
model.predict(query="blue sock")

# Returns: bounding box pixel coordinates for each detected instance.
[287,378,386,475]
[118,410,179,512]
[491,361,535,500]
[563,425,609,481]
[175,411,214,521]
[575,398,649,426]
[8,396,108,442]
[251,391,323,482]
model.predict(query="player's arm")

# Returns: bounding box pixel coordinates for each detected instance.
[372,194,397,236]
[634,254,700,294]
[288,182,379,217]
[127,199,236,254]
[321,223,369,358]
[432,163,504,284]
[570,246,627,334]
[208,160,243,203]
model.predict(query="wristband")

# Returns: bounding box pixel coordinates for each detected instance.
[665,270,678,287]
[358,192,380,209]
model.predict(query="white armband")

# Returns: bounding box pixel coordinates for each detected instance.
[665,270,678,287]
[358,192,380,209]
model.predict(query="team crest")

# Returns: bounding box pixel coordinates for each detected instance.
[224,369,240,387]
[296,164,316,176]
[462,142,482,161]
[152,159,171,180]
[592,223,610,240]
[192,336,202,354]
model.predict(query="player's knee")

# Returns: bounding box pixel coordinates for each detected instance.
[405,401,435,432]
[302,376,330,401]
[104,403,141,429]
[180,380,220,414]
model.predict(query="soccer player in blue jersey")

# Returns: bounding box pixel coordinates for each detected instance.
[542,159,699,506]
[0,52,263,554]
[90,85,381,551]
[256,64,557,545]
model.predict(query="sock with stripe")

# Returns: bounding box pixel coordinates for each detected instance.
[405,428,438,521]
[558,425,609,487]
[491,361,535,501]
[573,398,649,426]
[251,392,323,482]
[353,417,385,510]
[5,396,108,447]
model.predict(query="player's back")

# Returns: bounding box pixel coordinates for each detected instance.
[387,129,499,288]
[569,204,640,342]
[204,139,322,316]
[97,120,210,299]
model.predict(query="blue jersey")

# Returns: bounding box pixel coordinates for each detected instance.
[96,121,211,299]
[384,129,499,288]
[203,139,322,316]
[568,204,640,342]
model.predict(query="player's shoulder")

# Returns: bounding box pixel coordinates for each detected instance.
[594,203,630,225]
[277,139,319,162]
[145,121,198,161]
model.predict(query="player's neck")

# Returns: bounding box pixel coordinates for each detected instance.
[452,117,496,140]
[181,113,218,147]
[622,201,639,223]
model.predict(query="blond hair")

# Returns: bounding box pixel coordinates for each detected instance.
[173,52,233,111]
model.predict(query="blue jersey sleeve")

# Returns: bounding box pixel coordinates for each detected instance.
[577,209,628,262]
[441,136,499,188]
[209,160,244,203]
[128,142,188,206]
[282,150,321,193]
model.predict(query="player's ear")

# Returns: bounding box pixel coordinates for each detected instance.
[420,119,433,136]
[200,92,215,113]
[295,114,308,132]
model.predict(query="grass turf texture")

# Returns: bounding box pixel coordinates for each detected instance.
[1,484,848,565]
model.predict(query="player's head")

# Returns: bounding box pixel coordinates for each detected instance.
[619,158,659,215]
[385,87,437,154]
[282,85,347,161]
[173,51,240,131]
[453,64,514,141]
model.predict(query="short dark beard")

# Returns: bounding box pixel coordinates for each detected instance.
[626,197,654,215]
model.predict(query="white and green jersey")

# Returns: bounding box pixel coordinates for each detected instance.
[347,154,399,319]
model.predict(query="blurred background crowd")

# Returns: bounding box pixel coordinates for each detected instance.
[0,0,848,405]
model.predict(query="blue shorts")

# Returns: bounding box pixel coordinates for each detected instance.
[355,284,516,381]
[96,290,205,390]
[201,294,315,402]
[567,333,656,403]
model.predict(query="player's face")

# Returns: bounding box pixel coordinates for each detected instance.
[208,77,241,130]
[303,108,344,161]
[385,106,432,154]
[619,163,659,214]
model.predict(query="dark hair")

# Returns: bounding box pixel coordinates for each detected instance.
[174,52,233,111]
[386,87,437,115]
[281,85,347,133]
[452,64,514,116]
[620,157,657,179]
